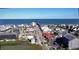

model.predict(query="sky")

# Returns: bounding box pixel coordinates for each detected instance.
[0,8,79,19]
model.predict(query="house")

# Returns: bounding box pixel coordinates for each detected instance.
[69,38,79,49]
[0,32,17,41]
[43,32,53,40]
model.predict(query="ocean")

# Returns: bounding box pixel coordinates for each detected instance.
[0,19,79,25]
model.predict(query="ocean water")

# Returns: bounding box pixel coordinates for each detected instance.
[0,19,79,25]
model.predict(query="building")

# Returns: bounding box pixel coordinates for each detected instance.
[43,32,53,40]
[0,32,17,40]
[69,38,79,49]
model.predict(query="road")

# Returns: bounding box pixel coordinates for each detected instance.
[34,23,49,50]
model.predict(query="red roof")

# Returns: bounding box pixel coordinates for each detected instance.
[43,32,53,40]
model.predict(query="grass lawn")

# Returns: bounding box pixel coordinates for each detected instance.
[0,40,42,50]
[1,45,42,50]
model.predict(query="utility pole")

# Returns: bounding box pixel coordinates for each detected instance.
[0,42,1,50]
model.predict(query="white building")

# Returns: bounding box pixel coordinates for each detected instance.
[69,38,79,49]
[41,26,51,32]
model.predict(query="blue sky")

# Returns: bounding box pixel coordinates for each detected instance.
[0,8,79,19]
